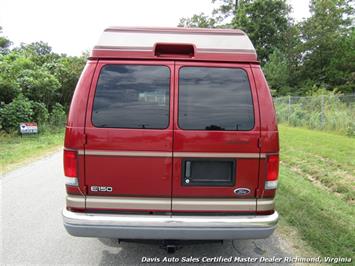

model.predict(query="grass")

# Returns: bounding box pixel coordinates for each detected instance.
[276,124,355,259]
[0,129,64,174]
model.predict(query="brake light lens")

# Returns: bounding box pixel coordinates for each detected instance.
[154,43,195,57]
[265,154,279,190]
[63,150,78,186]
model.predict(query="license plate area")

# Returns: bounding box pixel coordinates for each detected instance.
[182,159,236,186]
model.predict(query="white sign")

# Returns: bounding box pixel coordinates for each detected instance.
[19,122,38,134]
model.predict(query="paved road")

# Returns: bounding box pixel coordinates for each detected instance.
[2,151,295,265]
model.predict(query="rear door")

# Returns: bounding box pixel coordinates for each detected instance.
[172,61,261,213]
[84,60,174,212]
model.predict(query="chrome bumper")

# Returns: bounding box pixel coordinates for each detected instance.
[63,209,278,240]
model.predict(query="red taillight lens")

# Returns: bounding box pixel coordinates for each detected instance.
[64,150,77,177]
[266,155,279,181]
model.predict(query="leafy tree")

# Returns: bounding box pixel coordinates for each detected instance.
[263,49,289,95]
[31,101,49,124]
[177,0,354,95]
[0,52,35,103]
[0,26,12,54]
[211,0,238,23]
[18,41,52,56]
[52,55,86,108]
[0,36,86,132]
[233,0,291,64]
[178,13,217,28]
[281,24,302,87]
[49,103,66,126]
[0,76,21,105]
[178,1,292,64]
[16,41,60,66]
[299,0,354,91]
[326,29,355,93]
[0,94,33,132]
[17,68,60,109]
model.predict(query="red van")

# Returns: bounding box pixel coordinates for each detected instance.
[63,27,279,242]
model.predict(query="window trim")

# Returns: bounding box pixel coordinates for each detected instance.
[91,64,171,130]
[177,66,256,131]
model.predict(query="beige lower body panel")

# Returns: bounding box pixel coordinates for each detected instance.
[257,198,275,211]
[66,195,85,209]
[86,196,171,210]
[66,195,274,212]
[172,198,256,211]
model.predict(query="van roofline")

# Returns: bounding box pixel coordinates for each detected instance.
[104,26,247,36]
[92,26,258,62]
[88,52,260,63]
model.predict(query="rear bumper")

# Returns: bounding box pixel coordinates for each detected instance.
[63,209,278,240]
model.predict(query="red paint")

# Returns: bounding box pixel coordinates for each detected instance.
[64,28,279,213]
[251,66,279,198]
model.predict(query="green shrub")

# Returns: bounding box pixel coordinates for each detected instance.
[31,101,49,124]
[0,94,33,132]
[274,89,355,136]
[49,103,66,127]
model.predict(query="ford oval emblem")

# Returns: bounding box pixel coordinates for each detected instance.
[234,188,251,196]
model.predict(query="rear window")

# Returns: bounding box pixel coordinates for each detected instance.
[178,67,254,131]
[92,65,170,129]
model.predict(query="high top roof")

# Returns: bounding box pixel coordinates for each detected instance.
[91,27,258,63]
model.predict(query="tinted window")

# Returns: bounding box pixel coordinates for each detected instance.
[92,65,170,129]
[178,67,254,131]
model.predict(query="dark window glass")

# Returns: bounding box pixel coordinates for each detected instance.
[92,65,170,129]
[178,67,254,131]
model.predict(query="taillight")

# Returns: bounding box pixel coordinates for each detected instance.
[63,149,78,186]
[265,154,279,190]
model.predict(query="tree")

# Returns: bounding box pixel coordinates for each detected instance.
[0,94,33,132]
[299,0,354,91]
[326,29,355,93]
[18,67,60,109]
[233,0,291,64]
[263,49,290,95]
[178,13,217,28]
[52,55,86,108]
[211,0,238,26]
[0,52,35,103]
[0,37,86,132]
[178,1,292,64]
[16,41,58,66]
[0,26,12,54]
[19,41,52,56]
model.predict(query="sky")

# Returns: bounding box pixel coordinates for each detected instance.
[0,0,310,56]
